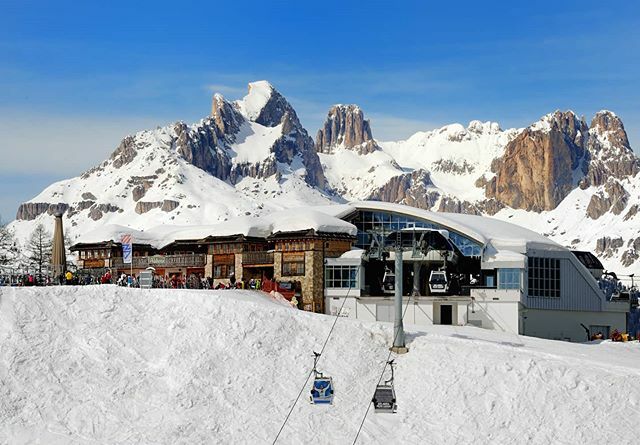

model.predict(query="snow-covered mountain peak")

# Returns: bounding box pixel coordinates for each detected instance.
[467,120,502,134]
[331,104,362,113]
[589,110,631,152]
[234,80,274,121]
[528,110,583,134]
[594,109,618,119]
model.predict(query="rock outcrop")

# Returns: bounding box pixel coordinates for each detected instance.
[134,200,179,215]
[16,202,69,221]
[436,197,504,216]
[433,159,475,175]
[595,236,625,258]
[135,201,163,215]
[581,111,640,187]
[586,180,629,219]
[367,170,440,210]
[621,237,640,267]
[161,200,180,212]
[316,105,379,155]
[111,136,138,169]
[175,119,232,180]
[485,111,589,212]
[624,204,638,221]
[88,204,121,221]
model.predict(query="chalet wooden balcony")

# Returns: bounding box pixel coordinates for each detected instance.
[242,251,274,266]
[111,254,206,269]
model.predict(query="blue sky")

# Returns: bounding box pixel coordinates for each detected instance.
[1,0,639,220]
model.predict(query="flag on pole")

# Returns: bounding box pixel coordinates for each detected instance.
[121,234,133,264]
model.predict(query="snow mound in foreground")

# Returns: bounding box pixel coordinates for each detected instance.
[1,286,639,444]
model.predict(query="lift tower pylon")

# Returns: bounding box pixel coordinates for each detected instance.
[391,231,408,354]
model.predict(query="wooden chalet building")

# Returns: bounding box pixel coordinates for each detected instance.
[71,213,357,313]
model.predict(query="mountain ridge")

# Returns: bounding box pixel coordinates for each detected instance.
[9,81,640,273]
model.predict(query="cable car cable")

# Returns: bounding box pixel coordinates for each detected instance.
[352,293,413,445]
[271,282,354,444]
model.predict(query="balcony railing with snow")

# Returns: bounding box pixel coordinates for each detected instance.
[111,254,206,269]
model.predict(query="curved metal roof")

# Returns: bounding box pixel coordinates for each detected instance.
[315,201,562,253]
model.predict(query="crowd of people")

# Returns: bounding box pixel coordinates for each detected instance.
[0,274,51,287]
[0,270,108,287]
[0,269,300,302]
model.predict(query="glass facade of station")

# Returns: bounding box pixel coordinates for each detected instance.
[348,210,483,257]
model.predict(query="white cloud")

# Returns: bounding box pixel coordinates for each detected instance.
[0,111,165,175]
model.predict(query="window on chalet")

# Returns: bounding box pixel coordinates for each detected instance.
[282,252,305,276]
[214,264,233,279]
[214,254,235,279]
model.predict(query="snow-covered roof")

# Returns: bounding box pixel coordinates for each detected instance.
[74,201,561,264]
[74,208,357,249]
[313,201,562,261]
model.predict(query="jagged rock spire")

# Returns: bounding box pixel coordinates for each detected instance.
[316,104,379,155]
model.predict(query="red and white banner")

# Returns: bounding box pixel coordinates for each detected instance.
[121,234,133,264]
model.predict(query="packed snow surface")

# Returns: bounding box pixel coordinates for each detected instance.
[2,286,639,444]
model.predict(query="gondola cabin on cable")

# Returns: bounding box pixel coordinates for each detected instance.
[309,352,334,405]
[382,267,395,295]
[428,270,450,294]
[372,360,397,413]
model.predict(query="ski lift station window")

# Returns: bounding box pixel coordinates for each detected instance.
[528,257,561,298]
[349,210,482,257]
[325,265,358,288]
[498,268,521,290]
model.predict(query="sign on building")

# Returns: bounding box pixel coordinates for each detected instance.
[139,270,153,289]
[121,234,133,264]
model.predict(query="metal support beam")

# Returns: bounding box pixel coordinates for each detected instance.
[412,262,421,296]
[391,245,408,353]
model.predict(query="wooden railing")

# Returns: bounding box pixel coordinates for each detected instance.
[112,254,206,269]
[242,251,274,265]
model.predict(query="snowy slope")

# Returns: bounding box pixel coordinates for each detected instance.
[494,181,640,263]
[1,286,639,444]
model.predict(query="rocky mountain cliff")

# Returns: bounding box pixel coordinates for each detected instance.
[316,105,379,155]
[484,110,638,213]
[10,81,640,273]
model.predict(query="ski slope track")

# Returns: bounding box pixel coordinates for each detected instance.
[1,287,639,444]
